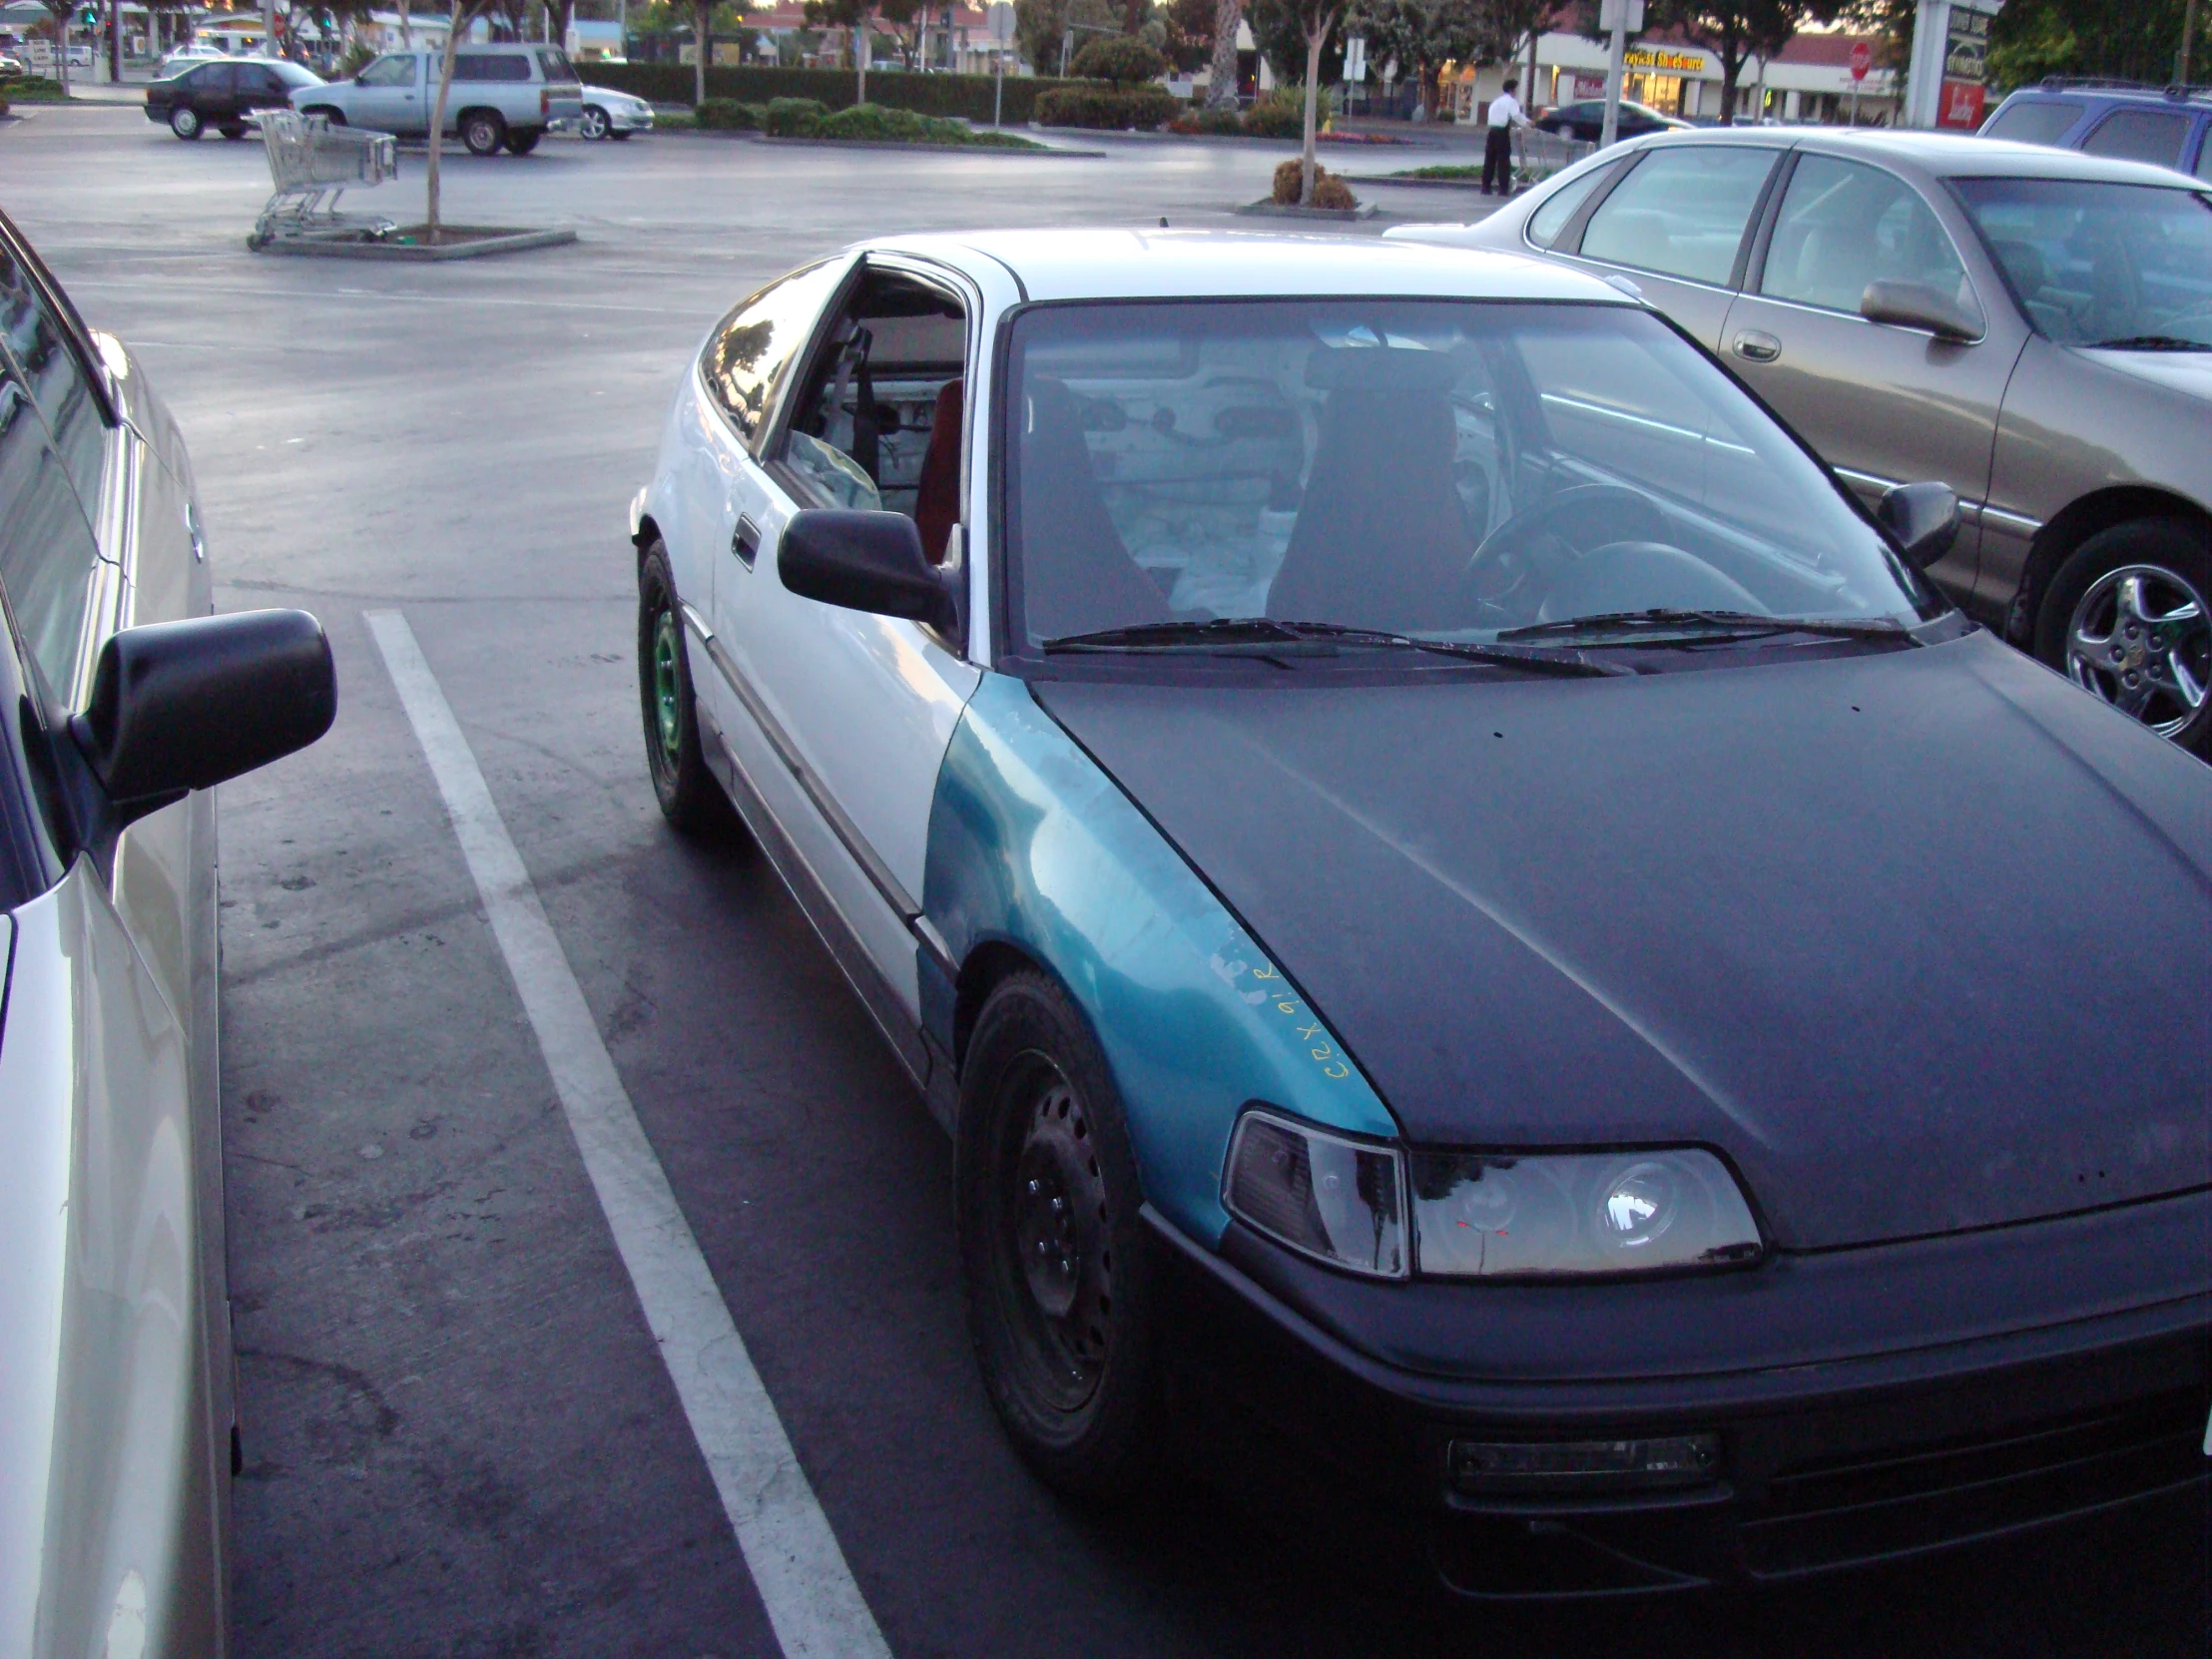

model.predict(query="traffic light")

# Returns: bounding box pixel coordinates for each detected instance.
[79,5,97,26]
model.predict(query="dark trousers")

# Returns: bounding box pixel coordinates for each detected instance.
[1482,126,1513,194]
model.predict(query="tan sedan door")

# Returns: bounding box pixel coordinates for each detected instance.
[1718,151,2030,610]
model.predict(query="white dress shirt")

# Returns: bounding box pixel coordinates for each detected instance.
[1487,92,1529,131]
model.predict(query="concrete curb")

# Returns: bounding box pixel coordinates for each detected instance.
[663,127,1103,157]
[1236,200,1383,222]
[257,227,578,262]
[1341,174,1526,194]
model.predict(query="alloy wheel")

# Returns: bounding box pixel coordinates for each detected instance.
[2064,562,2212,739]
[580,107,609,141]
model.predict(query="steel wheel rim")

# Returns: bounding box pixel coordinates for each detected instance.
[999,1060,1114,1414]
[650,608,682,768]
[174,108,197,135]
[2065,562,2212,740]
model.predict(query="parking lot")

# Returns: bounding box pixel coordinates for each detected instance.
[2,103,2204,1658]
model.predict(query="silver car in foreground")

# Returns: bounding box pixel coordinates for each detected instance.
[0,212,333,1655]
[1392,130,2212,756]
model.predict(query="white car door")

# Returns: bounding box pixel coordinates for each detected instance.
[702,255,984,1039]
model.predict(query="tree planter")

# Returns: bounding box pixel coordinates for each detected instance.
[256,225,577,261]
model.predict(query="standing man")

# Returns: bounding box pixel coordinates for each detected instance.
[1482,76,1532,196]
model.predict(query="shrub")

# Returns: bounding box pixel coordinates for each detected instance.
[1272,157,1357,210]
[1166,105,1243,136]
[762,96,829,137]
[694,98,762,129]
[1033,84,1181,131]
[580,63,1084,125]
[819,101,975,142]
[1068,35,1168,87]
[1240,87,1307,138]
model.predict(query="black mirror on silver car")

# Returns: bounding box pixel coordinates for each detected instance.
[1878,481,1961,571]
[780,509,959,638]
[1861,279,1982,343]
[69,609,337,830]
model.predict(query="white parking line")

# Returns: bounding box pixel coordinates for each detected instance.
[366,610,891,1659]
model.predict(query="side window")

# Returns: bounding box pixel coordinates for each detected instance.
[0,236,106,511]
[1576,147,1777,286]
[700,260,846,446]
[1526,162,1617,250]
[356,54,416,88]
[454,53,530,82]
[1761,156,1970,317]
[537,49,576,82]
[2081,109,2192,171]
[777,269,969,563]
[0,359,101,704]
[0,575,67,906]
[1979,99,2081,148]
[2197,130,2212,184]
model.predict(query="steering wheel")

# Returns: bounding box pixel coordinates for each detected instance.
[1469,484,1671,572]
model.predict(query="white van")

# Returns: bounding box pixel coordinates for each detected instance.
[292,42,584,155]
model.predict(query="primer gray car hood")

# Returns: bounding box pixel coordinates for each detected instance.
[1034,630,2212,1251]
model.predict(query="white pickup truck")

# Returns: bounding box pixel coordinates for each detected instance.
[291,42,583,156]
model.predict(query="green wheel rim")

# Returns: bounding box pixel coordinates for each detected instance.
[651,609,683,768]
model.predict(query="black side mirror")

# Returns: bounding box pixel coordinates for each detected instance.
[780,509,959,639]
[70,609,336,831]
[1878,481,1960,571]
[1861,279,1982,343]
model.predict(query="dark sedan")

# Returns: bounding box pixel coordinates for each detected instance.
[145,57,323,141]
[1538,97,1690,140]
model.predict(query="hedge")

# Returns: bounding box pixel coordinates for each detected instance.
[582,62,1084,124]
[694,98,762,129]
[762,96,829,136]
[1032,84,1181,131]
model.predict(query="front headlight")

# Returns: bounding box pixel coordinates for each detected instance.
[1224,1110,1407,1279]
[1411,1148,1762,1278]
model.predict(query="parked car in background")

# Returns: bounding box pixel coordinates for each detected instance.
[1389,129,2212,756]
[146,56,323,140]
[292,43,584,156]
[1535,98,1689,141]
[574,82,653,140]
[155,42,229,77]
[0,52,25,79]
[1981,79,2212,180]
[0,209,335,1659]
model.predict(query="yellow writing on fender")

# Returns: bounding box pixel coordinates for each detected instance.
[1212,945,1351,1083]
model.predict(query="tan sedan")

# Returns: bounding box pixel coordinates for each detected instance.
[1391,130,2212,757]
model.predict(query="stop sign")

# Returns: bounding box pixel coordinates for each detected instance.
[1850,40,1873,82]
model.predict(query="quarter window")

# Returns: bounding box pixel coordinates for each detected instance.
[0,238,106,510]
[537,49,577,82]
[1761,156,1971,317]
[1526,162,1616,250]
[2081,109,2192,170]
[1576,147,1776,286]
[700,261,846,446]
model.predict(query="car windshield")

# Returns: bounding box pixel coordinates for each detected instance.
[1000,298,1933,654]
[1953,177,2212,349]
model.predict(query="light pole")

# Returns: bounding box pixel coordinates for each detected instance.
[1598,0,1641,148]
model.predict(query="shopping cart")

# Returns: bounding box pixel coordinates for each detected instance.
[1513,127,1597,189]
[247,110,400,252]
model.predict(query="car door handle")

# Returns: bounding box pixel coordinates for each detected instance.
[1732,330,1782,364]
[732,515,761,567]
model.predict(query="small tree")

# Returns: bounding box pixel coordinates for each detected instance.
[1069,32,1167,80]
[804,0,875,97]
[424,0,493,245]
[1646,0,1840,125]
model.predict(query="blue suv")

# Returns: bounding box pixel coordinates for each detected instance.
[1980,79,2212,180]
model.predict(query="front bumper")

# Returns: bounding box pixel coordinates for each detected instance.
[1145,1190,2210,1598]
[604,104,653,132]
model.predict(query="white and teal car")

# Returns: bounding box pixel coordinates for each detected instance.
[630,231,2212,1598]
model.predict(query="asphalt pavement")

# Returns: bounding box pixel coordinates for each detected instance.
[2,102,2203,1659]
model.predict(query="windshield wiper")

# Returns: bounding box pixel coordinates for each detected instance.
[1496,608,1911,645]
[2082,333,2212,352]
[1040,617,1628,677]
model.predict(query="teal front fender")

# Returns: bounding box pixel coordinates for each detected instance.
[923,673,1398,1248]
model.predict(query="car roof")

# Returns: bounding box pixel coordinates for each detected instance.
[1626,124,2207,189]
[866,229,1639,305]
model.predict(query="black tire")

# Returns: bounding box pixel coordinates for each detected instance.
[2034,517,2212,758]
[460,110,505,157]
[170,104,203,140]
[608,128,634,141]
[503,127,540,155]
[220,123,247,140]
[957,970,1161,1500]
[637,544,724,833]
[301,105,344,125]
[578,105,611,141]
